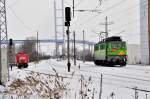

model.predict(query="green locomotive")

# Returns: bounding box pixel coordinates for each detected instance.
[93,36,127,66]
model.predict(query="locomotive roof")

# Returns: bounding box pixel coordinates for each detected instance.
[97,36,122,44]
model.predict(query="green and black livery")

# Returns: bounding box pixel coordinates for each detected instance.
[93,36,127,66]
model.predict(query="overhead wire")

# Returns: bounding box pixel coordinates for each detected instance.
[88,0,148,37]
[92,0,147,30]
[8,7,33,32]
[71,0,102,24]
[73,0,146,31]
[7,0,21,7]
[73,0,127,29]
[109,5,148,36]
[74,0,86,8]
[84,1,141,30]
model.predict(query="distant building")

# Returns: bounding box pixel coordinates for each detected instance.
[127,44,141,64]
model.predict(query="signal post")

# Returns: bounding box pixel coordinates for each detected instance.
[65,7,71,72]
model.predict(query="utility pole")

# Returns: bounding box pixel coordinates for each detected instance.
[105,16,108,38]
[92,88,95,99]
[73,0,75,18]
[62,0,65,58]
[99,16,113,39]
[54,0,58,60]
[135,87,138,99]
[37,31,39,62]
[100,16,113,62]
[99,74,103,99]
[73,31,76,65]
[146,93,148,99]
[110,92,115,99]
[83,30,85,63]
[0,0,8,84]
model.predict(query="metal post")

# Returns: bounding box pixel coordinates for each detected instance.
[54,0,58,60]
[75,91,76,99]
[67,24,71,72]
[37,31,39,62]
[146,93,148,99]
[88,44,90,54]
[99,74,103,99]
[135,87,138,99]
[0,26,1,84]
[105,16,108,62]
[98,32,101,42]
[99,16,114,40]
[92,88,95,99]
[72,36,74,58]
[105,16,108,38]
[73,31,76,65]
[83,30,85,63]
[73,0,75,18]
[62,0,65,57]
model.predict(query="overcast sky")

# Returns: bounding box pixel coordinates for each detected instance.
[6,0,140,44]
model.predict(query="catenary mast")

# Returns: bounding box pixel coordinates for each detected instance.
[0,0,8,83]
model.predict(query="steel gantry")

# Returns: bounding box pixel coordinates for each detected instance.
[54,0,65,59]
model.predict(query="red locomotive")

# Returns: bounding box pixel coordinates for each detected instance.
[16,52,29,68]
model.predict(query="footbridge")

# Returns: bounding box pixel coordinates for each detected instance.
[4,39,96,45]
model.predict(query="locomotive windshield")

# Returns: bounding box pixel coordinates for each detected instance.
[111,42,126,49]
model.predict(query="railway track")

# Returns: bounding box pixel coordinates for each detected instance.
[79,63,150,78]
[22,67,150,90]
[45,61,150,83]
[82,63,150,72]
[15,60,150,89]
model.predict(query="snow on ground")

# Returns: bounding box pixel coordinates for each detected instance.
[0,59,150,99]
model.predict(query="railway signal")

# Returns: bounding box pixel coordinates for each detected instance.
[65,7,71,72]
[8,39,15,71]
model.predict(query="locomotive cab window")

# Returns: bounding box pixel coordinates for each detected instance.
[122,42,126,48]
[111,42,122,49]
[100,44,105,50]
[94,45,99,51]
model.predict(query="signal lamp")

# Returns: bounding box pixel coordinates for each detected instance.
[65,7,71,22]
[9,39,13,46]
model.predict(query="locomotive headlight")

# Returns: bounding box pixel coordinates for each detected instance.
[123,58,126,61]
[119,50,125,55]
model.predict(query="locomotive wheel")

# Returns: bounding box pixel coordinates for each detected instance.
[18,65,22,69]
[121,62,126,67]
[24,64,28,68]
[102,61,108,66]
[94,60,100,66]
